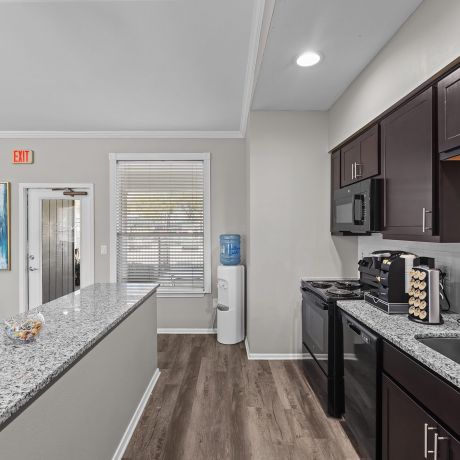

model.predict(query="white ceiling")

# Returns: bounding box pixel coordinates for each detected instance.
[0,0,256,133]
[252,0,424,111]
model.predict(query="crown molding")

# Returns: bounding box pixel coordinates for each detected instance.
[0,130,244,139]
[240,0,266,137]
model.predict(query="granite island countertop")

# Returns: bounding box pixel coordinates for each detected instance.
[337,299,460,390]
[0,283,158,428]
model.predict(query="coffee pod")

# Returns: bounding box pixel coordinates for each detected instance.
[414,308,420,317]
[419,310,427,320]
[419,271,427,281]
[419,291,427,300]
[419,281,426,290]
[409,297,415,306]
[420,300,427,310]
[409,306,415,315]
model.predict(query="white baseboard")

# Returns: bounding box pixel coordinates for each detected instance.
[157,328,217,334]
[112,368,161,460]
[245,337,309,360]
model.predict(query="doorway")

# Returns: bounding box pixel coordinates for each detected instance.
[19,184,94,311]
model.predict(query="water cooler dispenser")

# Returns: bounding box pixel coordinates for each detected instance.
[217,265,245,344]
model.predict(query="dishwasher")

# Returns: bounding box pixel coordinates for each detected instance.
[341,311,382,460]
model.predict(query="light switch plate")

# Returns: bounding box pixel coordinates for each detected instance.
[100,245,108,256]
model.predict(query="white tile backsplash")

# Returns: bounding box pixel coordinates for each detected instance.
[358,234,460,313]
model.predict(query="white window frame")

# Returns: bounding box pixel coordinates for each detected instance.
[109,153,211,297]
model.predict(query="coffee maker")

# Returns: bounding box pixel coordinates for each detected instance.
[359,251,434,314]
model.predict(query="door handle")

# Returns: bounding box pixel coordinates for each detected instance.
[422,208,432,233]
[424,423,437,458]
[355,162,362,178]
[433,433,449,460]
[28,267,39,272]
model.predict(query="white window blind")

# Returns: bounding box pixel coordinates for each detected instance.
[115,157,210,294]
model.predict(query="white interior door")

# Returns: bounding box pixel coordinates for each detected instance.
[27,188,93,310]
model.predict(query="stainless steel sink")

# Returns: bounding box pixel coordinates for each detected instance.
[417,337,460,365]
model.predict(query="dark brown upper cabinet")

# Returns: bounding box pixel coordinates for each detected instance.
[340,124,379,187]
[330,150,341,230]
[380,88,436,241]
[331,150,341,192]
[438,66,460,153]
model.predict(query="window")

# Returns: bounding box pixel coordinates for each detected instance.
[110,153,211,295]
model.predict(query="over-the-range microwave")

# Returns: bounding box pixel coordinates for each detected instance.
[331,179,382,235]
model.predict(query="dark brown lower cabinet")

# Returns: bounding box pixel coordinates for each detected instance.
[383,375,460,459]
[438,426,460,459]
[383,375,437,459]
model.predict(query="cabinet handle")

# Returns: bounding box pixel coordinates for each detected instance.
[355,162,362,178]
[433,433,450,460]
[435,433,449,460]
[424,423,437,458]
[422,208,432,233]
[351,163,355,180]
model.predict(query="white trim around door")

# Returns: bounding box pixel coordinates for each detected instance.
[18,183,95,313]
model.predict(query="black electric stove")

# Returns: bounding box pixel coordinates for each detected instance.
[300,279,369,417]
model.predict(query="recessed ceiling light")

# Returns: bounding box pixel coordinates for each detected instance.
[296,51,321,67]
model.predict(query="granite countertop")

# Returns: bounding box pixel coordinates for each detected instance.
[0,282,158,428]
[337,300,460,389]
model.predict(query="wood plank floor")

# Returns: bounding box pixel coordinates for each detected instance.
[123,334,359,460]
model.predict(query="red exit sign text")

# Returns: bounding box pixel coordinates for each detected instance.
[12,150,34,164]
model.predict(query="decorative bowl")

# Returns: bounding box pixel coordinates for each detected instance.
[4,313,45,344]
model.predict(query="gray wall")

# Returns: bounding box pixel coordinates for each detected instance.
[328,0,460,148]
[0,138,247,327]
[246,111,358,354]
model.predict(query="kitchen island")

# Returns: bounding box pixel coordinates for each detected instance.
[0,283,159,460]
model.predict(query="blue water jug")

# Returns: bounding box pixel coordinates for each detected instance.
[220,234,241,265]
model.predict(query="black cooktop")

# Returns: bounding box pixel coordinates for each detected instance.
[302,279,366,302]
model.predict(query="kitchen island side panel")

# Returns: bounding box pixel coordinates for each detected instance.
[0,293,158,460]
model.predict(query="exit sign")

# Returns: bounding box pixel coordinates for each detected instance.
[12,150,34,164]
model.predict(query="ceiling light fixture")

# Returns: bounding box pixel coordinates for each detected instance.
[296,51,321,67]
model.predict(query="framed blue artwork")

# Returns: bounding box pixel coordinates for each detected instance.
[0,182,11,270]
